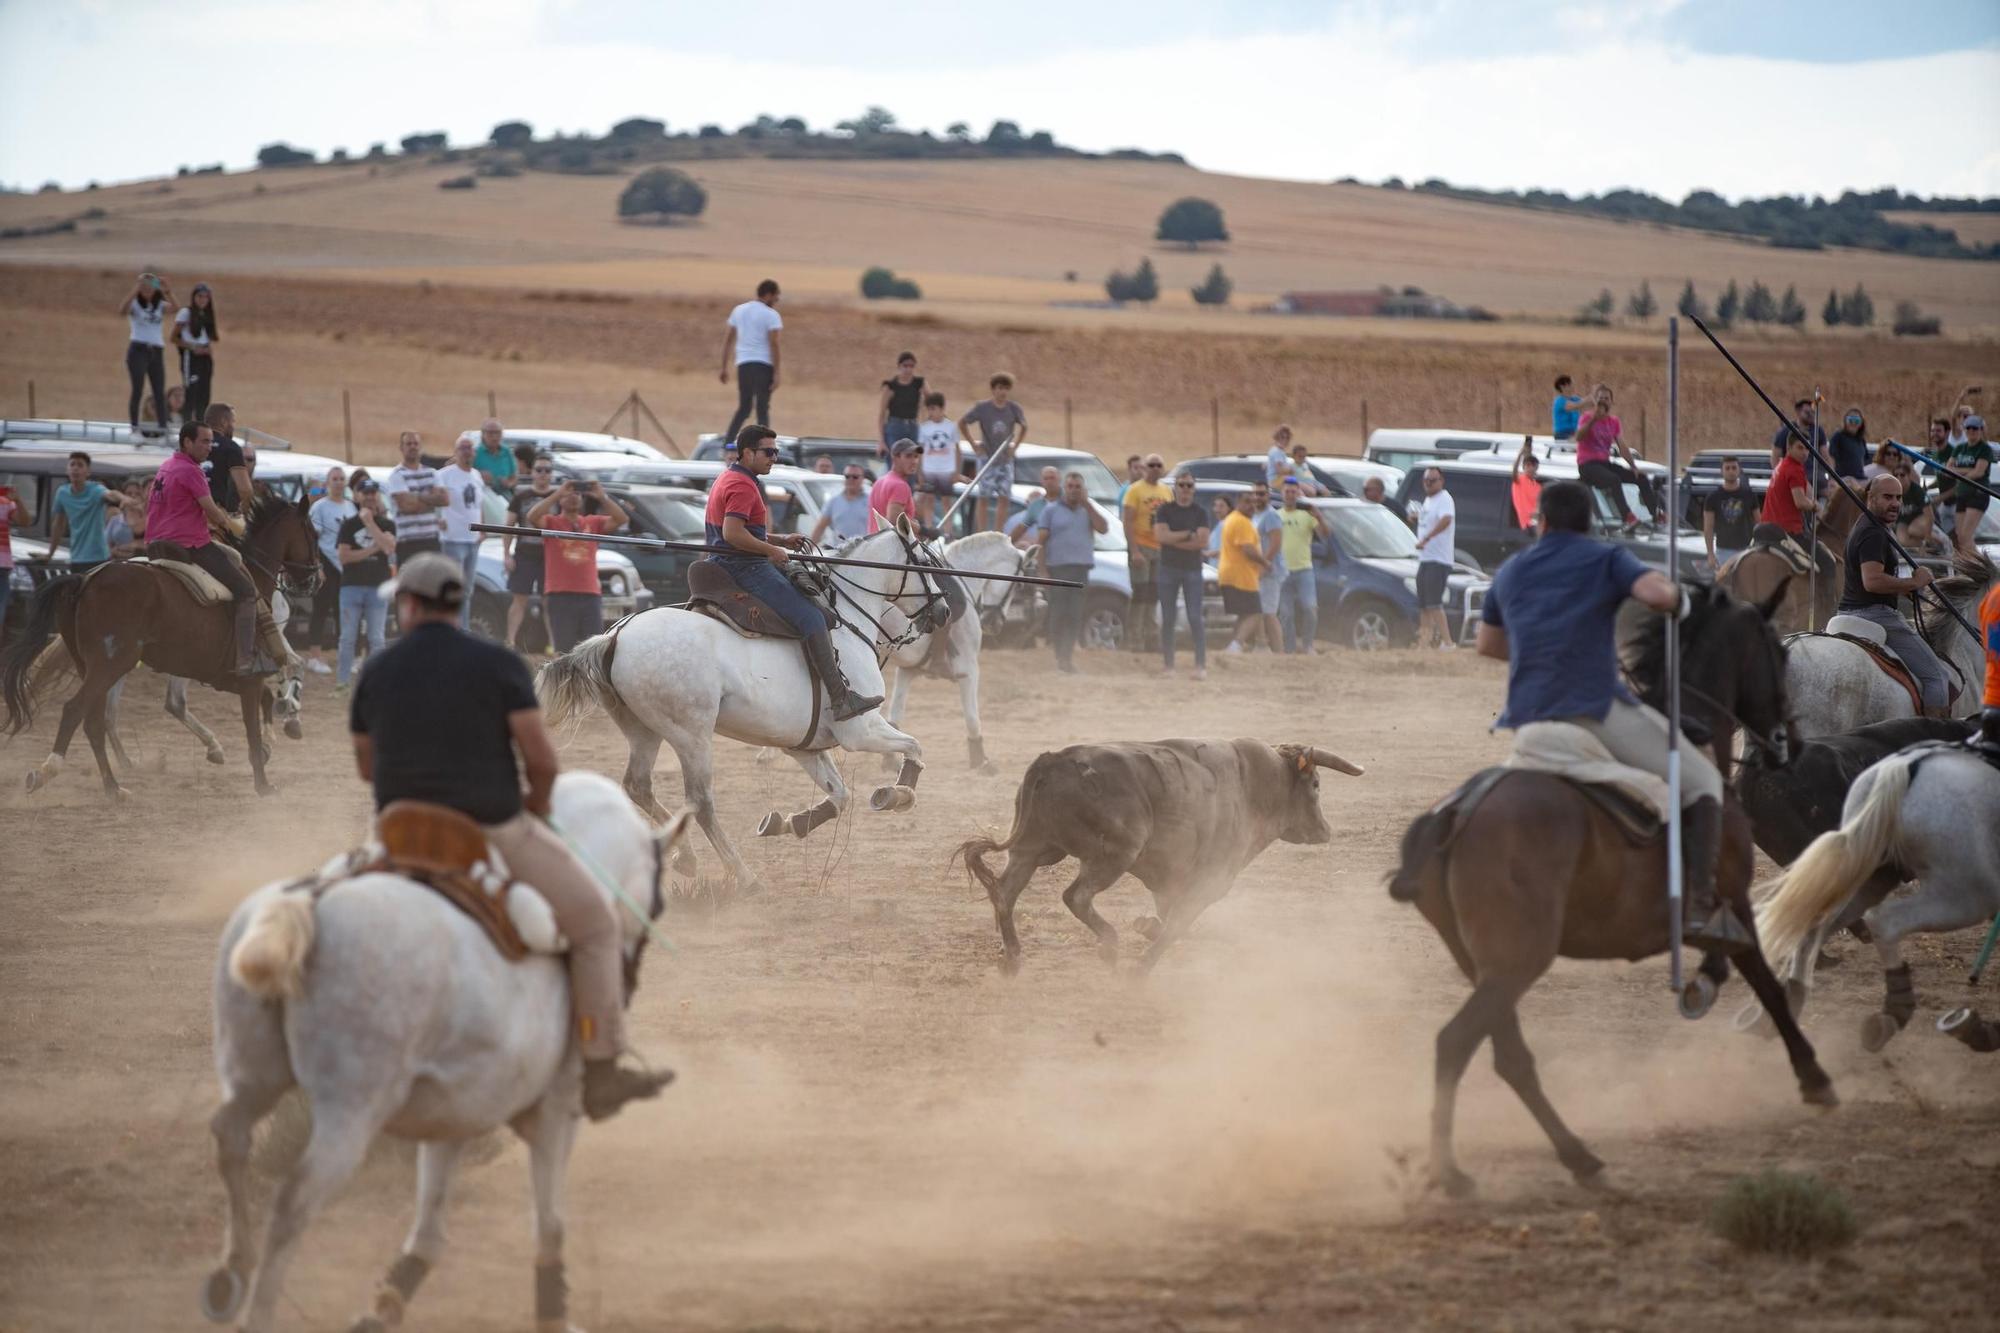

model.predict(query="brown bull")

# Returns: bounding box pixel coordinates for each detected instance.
[955,738,1364,972]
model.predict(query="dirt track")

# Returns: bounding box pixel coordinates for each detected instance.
[1,642,1994,1332]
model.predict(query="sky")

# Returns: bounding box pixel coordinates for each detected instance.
[3,0,1997,200]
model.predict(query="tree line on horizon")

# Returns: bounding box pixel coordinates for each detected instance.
[1577,277,1939,336]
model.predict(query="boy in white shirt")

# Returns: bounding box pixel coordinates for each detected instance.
[914,392,960,529]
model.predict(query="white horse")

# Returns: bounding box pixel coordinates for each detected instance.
[1784,557,1991,738]
[883,530,1024,774]
[203,771,687,1333]
[1756,743,2000,1053]
[536,524,949,892]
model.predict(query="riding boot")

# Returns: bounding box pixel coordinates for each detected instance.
[581,1057,676,1121]
[230,601,275,677]
[803,629,882,721]
[1680,796,1753,956]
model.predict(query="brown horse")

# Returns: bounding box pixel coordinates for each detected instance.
[1716,484,1859,634]
[1,495,319,799]
[1388,585,1834,1198]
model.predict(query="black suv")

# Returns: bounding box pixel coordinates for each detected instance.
[1172,453,1353,496]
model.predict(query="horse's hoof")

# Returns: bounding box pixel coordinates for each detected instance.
[867,784,915,813]
[998,952,1021,978]
[199,1266,246,1323]
[1731,999,1779,1040]
[254,781,277,798]
[755,812,784,837]
[671,845,698,878]
[1570,1158,1610,1191]
[283,718,303,741]
[1435,1167,1477,1200]
[1133,915,1162,941]
[1860,1012,1904,1054]
[108,785,131,803]
[1801,1077,1840,1109]
[24,769,43,794]
[205,748,226,766]
[1678,973,1719,1021]
[974,761,999,776]
[348,1316,387,1333]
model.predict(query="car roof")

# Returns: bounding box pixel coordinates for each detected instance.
[0,448,165,476]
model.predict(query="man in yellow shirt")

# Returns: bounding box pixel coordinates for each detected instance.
[1276,477,1330,652]
[1218,489,1271,654]
[1121,454,1172,653]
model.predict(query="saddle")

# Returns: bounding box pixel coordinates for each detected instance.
[1743,525,1817,575]
[1430,766,1665,850]
[368,802,532,960]
[684,559,829,640]
[124,553,236,605]
[1814,616,1931,716]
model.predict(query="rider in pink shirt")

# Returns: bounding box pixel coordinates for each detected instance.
[146,421,266,674]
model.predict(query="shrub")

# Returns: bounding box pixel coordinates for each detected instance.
[1105,257,1159,303]
[439,175,476,190]
[1893,300,1942,336]
[1156,196,1228,248]
[697,124,723,138]
[1709,1170,1856,1257]
[610,117,666,141]
[477,157,522,178]
[490,120,534,149]
[400,133,446,155]
[256,143,315,168]
[859,266,922,300]
[1743,280,1778,323]
[617,167,706,222]
[1822,288,1842,326]
[1574,287,1614,326]
[1190,263,1232,305]
[1715,279,1741,326]
[1837,283,1875,327]
[1778,284,1806,327]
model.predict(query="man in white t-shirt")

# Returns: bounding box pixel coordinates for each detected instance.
[1413,466,1457,651]
[720,278,783,443]
[432,434,488,630]
[381,430,447,563]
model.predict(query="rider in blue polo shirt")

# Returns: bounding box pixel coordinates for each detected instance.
[1478,480,1750,955]
[704,425,882,720]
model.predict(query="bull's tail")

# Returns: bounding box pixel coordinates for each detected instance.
[952,753,1047,895]
[536,632,618,729]
[228,893,319,1001]
[0,575,83,736]
[1756,752,1915,968]
[1386,805,1451,903]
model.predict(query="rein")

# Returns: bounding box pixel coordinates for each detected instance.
[817,532,951,663]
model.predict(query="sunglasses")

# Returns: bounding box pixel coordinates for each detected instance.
[751,446,782,456]
[1145,462,1163,469]
[1173,479,1195,487]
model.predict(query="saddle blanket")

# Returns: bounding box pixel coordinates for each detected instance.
[120,555,235,605]
[1505,720,1670,822]
[303,842,566,959]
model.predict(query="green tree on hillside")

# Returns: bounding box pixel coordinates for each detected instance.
[1822,288,1842,326]
[617,167,706,223]
[1626,280,1657,319]
[401,132,446,155]
[611,117,667,141]
[1778,285,1806,328]
[1106,258,1159,303]
[1190,263,1233,305]
[1156,197,1229,248]
[490,121,534,149]
[1676,279,1707,320]
[1715,280,1741,327]
[945,122,971,142]
[1837,284,1875,327]
[837,106,897,136]
[1743,280,1778,323]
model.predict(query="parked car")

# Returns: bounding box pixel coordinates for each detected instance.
[0,449,166,552]
[1678,447,1773,527]
[458,427,670,465]
[1363,428,1530,476]
[1391,452,1706,578]
[1309,455,1405,499]
[592,484,709,605]
[931,479,1133,650]
[1189,482,1489,649]
[1,417,311,457]
[1171,453,1354,496]
[599,458,841,538]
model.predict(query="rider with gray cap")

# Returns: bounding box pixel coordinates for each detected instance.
[348,551,672,1121]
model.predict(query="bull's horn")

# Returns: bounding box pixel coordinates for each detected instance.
[1309,747,1365,776]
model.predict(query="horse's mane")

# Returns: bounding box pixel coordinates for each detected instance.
[943,530,1019,565]
[1626,581,1732,705]
[243,492,296,543]
[1942,550,1998,609]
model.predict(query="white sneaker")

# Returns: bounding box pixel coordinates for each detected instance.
[1437,639,1458,652]
[1224,642,1244,655]
[1191,667,1207,681]
[305,658,332,675]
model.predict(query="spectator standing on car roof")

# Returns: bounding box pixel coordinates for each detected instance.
[1264,425,1294,486]
[1121,454,1171,653]
[1550,375,1583,442]
[121,271,174,434]
[1412,466,1457,651]
[958,372,1027,534]
[1701,456,1758,574]
[1276,477,1329,653]
[304,465,354,675]
[1151,472,1210,679]
[434,435,488,632]
[1510,438,1542,532]
[168,282,219,424]
[720,279,783,442]
[504,453,558,651]
[1033,471,1105,673]
[877,352,925,458]
[1288,442,1327,496]
[1575,384,1660,531]
[472,419,517,491]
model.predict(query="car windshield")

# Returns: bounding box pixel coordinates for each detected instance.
[622,494,705,540]
[1027,452,1121,508]
[1327,504,1419,559]
[797,476,841,510]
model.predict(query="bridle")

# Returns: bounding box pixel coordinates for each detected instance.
[234,505,323,600]
[816,529,952,661]
[1630,600,1796,764]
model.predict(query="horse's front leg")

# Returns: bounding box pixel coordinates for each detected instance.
[239,685,274,796]
[348,1140,464,1333]
[516,1100,582,1333]
[830,713,924,812]
[955,656,994,772]
[758,749,849,839]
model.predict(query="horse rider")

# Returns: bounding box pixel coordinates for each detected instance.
[348,552,672,1121]
[1478,480,1752,956]
[145,420,269,677]
[703,424,883,719]
[1841,475,1952,719]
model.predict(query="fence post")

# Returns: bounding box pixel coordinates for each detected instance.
[631,390,641,440]
[1211,397,1220,452]
[1639,406,1649,458]
[487,389,497,419]
[1064,397,1073,447]
[1360,397,1369,449]
[26,379,34,416]
[1494,379,1503,431]
[342,389,353,461]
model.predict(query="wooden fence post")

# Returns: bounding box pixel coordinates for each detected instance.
[487,389,498,419]
[342,389,353,461]
[26,380,34,416]
[1360,398,1369,449]
[1211,397,1220,452]
[1064,398,1073,447]
[1494,379,1503,431]
[1639,406,1649,458]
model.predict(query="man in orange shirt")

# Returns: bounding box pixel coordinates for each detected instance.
[1977,579,2000,753]
[526,479,629,653]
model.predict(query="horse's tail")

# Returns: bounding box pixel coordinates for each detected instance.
[1756,751,1916,966]
[228,893,318,1001]
[1387,805,1450,903]
[951,754,1042,895]
[1,575,83,736]
[536,632,617,728]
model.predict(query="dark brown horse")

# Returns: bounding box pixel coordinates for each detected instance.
[1716,484,1859,635]
[1,495,319,799]
[1389,585,1834,1198]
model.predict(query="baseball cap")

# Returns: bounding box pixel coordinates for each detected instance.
[890,437,921,456]
[1965,414,1985,430]
[354,478,379,494]
[395,551,467,607]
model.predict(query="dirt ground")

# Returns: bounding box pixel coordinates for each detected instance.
[1,644,1994,1333]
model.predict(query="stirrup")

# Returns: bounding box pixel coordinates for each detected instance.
[1684,901,1753,956]
[831,690,884,722]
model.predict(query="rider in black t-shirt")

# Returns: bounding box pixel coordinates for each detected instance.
[348,553,673,1120]
[1837,475,1950,717]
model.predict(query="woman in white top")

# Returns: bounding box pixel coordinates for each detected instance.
[169,281,220,423]
[305,466,356,675]
[120,271,174,433]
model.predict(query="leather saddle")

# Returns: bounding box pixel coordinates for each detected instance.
[1742,525,1818,575]
[371,801,529,960]
[124,552,239,605]
[1431,766,1664,848]
[684,559,829,640]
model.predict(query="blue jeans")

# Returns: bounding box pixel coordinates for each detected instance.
[1841,604,1950,714]
[1156,564,1206,669]
[1046,563,1092,667]
[713,557,828,638]
[442,538,480,631]
[883,417,917,450]
[1279,567,1318,651]
[338,584,390,684]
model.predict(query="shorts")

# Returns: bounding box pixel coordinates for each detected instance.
[1257,575,1283,615]
[1957,489,1990,514]
[1222,586,1261,617]
[918,472,958,498]
[508,545,545,595]
[974,457,1014,498]
[1416,562,1450,609]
